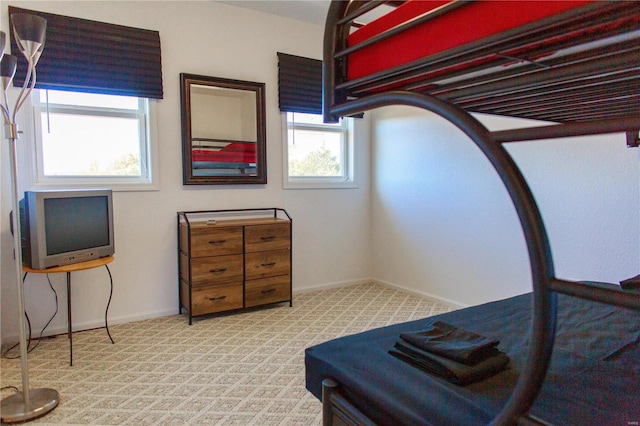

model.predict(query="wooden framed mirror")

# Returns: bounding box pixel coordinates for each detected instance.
[180,73,267,184]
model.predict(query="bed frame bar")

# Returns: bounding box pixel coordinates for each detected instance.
[551,279,640,310]
[492,117,640,144]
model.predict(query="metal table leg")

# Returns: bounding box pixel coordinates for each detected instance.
[66,272,72,366]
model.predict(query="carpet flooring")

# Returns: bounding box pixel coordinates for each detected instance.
[1,283,453,425]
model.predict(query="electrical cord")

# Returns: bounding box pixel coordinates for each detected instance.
[1,273,59,359]
[0,385,19,395]
[1,312,32,359]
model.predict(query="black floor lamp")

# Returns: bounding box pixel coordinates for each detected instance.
[0,13,59,424]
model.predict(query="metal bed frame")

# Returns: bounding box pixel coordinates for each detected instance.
[320,1,640,425]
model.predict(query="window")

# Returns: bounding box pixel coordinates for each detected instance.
[283,112,355,189]
[8,7,162,191]
[31,89,158,190]
[277,53,358,189]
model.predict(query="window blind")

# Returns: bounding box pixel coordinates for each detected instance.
[277,52,322,115]
[8,6,163,99]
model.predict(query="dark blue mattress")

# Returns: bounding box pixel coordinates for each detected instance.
[305,292,640,425]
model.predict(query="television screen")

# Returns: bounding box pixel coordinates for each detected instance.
[44,196,111,255]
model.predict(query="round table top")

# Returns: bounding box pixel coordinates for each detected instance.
[23,256,114,274]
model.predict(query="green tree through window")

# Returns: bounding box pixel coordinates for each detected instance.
[289,147,340,177]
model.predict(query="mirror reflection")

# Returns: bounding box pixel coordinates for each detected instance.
[180,74,266,184]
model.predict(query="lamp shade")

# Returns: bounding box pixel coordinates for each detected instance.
[11,13,47,60]
[0,54,17,90]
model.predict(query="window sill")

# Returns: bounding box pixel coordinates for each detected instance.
[31,179,160,192]
[283,179,358,190]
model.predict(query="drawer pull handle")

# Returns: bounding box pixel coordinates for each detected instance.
[261,288,276,295]
[208,295,227,302]
[208,239,226,245]
[260,236,276,241]
[260,262,276,268]
[209,268,227,274]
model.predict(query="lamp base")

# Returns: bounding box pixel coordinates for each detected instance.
[0,388,59,423]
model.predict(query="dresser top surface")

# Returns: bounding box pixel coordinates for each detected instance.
[181,217,290,229]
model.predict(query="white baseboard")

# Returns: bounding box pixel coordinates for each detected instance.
[1,308,179,345]
[292,278,375,294]
[106,308,180,326]
[371,278,469,309]
[292,278,468,309]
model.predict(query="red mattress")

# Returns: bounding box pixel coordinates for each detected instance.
[346,0,592,81]
[192,142,256,164]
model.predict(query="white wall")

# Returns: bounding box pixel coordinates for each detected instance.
[1,1,372,343]
[371,106,639,307]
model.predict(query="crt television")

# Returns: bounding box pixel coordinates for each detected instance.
[18,189,115,270]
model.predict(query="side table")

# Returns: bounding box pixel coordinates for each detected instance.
[23,256,115,366]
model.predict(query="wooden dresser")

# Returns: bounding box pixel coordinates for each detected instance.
[178,209,292,324]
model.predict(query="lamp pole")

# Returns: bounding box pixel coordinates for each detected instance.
[0,14,59,423]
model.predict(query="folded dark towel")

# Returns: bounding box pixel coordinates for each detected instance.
[389,339,509,386]
[400,321,499,365]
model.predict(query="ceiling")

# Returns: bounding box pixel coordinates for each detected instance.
[217,1,331,26]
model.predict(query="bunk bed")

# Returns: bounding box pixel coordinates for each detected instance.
[305,1,640,425]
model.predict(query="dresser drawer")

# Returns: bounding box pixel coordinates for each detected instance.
[245,223,290,253]
[183,253,244,286]
[185,226,243,257]
[189,282,243,316]
[245,249,290,280]
[245,275,291,308]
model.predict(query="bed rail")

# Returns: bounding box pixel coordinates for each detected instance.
[321,1,640,425]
